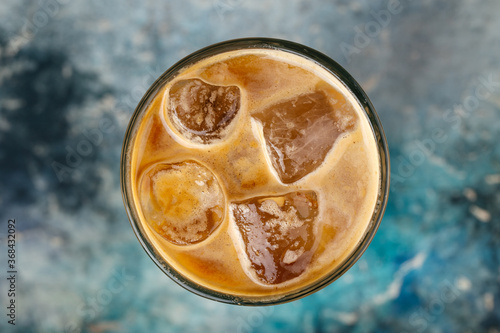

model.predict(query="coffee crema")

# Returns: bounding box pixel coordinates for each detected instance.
[123,43,386,303]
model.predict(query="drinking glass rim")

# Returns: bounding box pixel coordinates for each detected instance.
[120,37,390,306]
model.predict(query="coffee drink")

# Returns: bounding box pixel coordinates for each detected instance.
[121,39,389,304]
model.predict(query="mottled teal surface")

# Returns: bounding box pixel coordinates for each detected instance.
[0,0,499,332]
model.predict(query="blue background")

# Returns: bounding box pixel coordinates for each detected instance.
[1,0,499,332]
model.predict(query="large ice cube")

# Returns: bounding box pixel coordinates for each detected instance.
[253,90,357,183]
[139,161,225,245]
[168,79,240,144]
[230,191,318,284]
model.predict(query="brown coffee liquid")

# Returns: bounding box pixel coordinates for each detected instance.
[129,49,380,299]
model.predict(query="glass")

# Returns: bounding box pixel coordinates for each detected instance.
[120,38,390,305]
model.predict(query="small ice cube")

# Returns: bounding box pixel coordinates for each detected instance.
[139,161,225,245]
[230,191,318,284]
[168,79,240,144]
[253,90,357,183]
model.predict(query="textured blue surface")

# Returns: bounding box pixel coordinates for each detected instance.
[0,1,499,332]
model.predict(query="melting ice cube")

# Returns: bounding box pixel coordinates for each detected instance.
[253,90,357,183]
[139,161,225,245]
[230,191,318,284]
[168,79,240,144]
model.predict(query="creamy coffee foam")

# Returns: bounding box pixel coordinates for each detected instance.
[129,49,381,299]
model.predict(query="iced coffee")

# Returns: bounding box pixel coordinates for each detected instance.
[121,39,389,304]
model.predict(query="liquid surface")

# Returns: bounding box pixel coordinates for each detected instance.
[129,49,381,298]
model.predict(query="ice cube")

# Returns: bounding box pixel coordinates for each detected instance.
[253,90,357,183]
[230,191,318,284]
[139,161,225,245]
[168,79,240,144]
